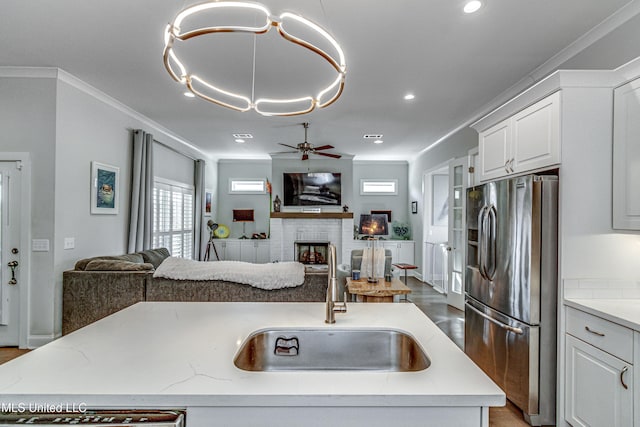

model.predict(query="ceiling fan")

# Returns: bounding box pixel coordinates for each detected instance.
[275,123,342,161]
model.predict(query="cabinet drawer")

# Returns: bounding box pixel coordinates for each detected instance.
[566,307,633,363]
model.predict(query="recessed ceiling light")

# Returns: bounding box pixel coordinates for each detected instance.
[183,92,195,98]
[235,139,245,143]
[373,140,384,144]
[404,93,415,101]
[463,0,483,13]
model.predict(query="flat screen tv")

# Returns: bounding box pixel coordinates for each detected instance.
[283,172,341,206]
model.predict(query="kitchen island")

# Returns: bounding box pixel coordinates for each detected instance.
[0,302,504,426]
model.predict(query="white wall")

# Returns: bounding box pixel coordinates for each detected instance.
[352,161,409,236]
[0,74,57,343]
[216,159,272,238]
[408,127,478,278]
[154,143,195,185]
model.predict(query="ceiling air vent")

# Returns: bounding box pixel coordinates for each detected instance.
[363,134,383,139]
[232,133,253,139]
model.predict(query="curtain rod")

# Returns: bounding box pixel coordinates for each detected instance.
[154,138,198,161]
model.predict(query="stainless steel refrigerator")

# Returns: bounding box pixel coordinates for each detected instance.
[465,174,558,426]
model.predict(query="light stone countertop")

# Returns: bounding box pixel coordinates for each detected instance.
[564,298,640,331]
[0,302,505,409]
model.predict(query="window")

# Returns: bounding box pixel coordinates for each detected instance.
[360,179,398,195]
[153,178,194,259]
[228,178,266,194]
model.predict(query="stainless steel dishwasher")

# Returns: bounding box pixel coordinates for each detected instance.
[0,410,185,426]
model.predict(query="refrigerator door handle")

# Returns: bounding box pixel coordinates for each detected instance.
[466,301,524,335]
[485,205,497,280]
[477,206,488,280]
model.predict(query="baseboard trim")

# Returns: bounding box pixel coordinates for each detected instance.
[28,333,59,349]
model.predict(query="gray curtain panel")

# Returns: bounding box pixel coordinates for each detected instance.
[128,130,154,253]
[194,159,206,260]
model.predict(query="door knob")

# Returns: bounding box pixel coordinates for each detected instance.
[7,260,18,285]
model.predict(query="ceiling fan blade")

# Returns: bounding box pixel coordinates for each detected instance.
[313,144,335,151]
[314,152,342,159]
[270,150,299,155]
[302,153,309,161]
[278,143,299,150]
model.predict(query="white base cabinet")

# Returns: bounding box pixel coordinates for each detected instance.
[215,239,270,263]
[565,307,634,427]
[478,91,560,182]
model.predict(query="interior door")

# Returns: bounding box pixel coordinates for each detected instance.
[447,157,467,310]
[0,161,22,346]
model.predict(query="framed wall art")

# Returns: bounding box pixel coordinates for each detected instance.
[205,190,212,216]
[91,161,119,214]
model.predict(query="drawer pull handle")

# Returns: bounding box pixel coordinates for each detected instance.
[621,366,629,390]
[584,326,605,337]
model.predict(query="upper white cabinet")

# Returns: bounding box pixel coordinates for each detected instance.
[613,77,640,230]
[478,91,561,182]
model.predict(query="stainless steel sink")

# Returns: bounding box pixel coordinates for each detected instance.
[233,328,430,372]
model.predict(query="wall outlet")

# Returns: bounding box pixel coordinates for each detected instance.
[64,237,75,250]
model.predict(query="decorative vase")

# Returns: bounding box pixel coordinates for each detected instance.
[273,195,281,212]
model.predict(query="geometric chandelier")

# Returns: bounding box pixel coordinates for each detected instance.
[162,1,347,117]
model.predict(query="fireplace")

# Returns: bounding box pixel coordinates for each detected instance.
[295,241,329,265]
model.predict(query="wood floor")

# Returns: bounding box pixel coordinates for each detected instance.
[0,346,30,365]
[0,279,537,426]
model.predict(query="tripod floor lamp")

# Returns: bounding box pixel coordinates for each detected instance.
[358,214,389,283]
[233,209,254,239]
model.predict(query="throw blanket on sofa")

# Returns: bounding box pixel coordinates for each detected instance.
[153,257,305,289]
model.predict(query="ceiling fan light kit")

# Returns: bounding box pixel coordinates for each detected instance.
[163,1,347,116]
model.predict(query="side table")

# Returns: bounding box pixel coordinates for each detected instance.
[392,263,418,302]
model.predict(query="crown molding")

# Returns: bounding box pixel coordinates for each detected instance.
[0,66,210,161]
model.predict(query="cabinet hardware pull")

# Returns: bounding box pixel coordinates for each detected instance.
[620,366,629,390]
[584,326,605,337]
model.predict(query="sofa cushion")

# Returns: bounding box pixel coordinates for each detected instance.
[136,248,171,269]
[74,253,145,271]
[84,259,154,271]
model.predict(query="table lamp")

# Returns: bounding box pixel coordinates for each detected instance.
[359,214,389,283]
[233,209,254,239]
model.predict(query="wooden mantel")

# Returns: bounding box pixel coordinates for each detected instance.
[270,212,353,219]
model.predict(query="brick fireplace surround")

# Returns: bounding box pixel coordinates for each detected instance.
[269,212,356,265]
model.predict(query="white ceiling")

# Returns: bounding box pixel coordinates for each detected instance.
[1,0,637,161]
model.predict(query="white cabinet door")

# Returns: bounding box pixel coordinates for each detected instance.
[255,240,270,263]
[565,334,633,427]
[239,240,270,263]
[219,240,241,261]
[382,241,415,265]
[478,91,561,182]
[511,91,560,174]
[479,119,511,182]
[613,77,640,230]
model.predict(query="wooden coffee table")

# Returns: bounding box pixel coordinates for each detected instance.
[346,277,411,303]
